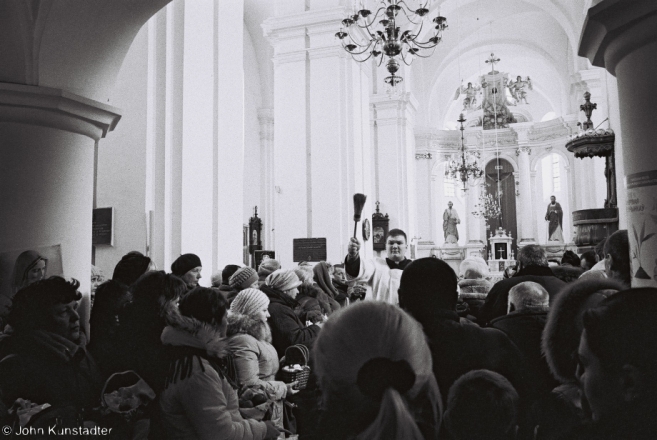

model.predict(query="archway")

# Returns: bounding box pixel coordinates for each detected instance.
[485,158,517,256]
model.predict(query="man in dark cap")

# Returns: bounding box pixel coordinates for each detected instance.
[112,251,155,287]
[171,253,202,289]
[398,257,527,406]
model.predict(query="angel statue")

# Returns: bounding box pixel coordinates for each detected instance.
[508,76,533,105]
[453,82,482,111]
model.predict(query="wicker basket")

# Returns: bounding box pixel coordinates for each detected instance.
[280,345,311,390]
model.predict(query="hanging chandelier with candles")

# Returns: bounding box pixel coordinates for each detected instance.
[335,1,447,87]
[445,113,484,191]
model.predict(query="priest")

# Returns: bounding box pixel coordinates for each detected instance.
[545,195,564,242]
[344,229,412,305]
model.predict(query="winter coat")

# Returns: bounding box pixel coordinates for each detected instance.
[295,284,328,322]
[0,330,103,410]
[218,284,240,304]
[158,311,268,440]
[542,277,624,384]
[477,265,566,324]
[259,285,321,358]
[551,265,585,283]
[490,310,558,401]
[227,314,287,429]
[416,309,528,407]
[116,299,173,393]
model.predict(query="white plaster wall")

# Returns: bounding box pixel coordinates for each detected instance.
[243,26,263,228]
[96,24,150,277]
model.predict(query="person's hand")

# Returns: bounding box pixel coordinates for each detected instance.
[347,237,360,259]
[264,421,282,439]
[286,381,300,395]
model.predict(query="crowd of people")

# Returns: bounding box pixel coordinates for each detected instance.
[0,227,655,440]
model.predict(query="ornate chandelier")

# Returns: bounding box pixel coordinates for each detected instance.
[445,113,484,191]
[335,1,447,87]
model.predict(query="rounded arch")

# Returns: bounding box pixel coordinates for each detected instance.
[437,0,580,59]
[426,40,567,128]
[483,153,518,172]
[530,145,573,172]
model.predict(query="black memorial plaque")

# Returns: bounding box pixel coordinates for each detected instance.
[93,207,114,246]
[293,238,327,262]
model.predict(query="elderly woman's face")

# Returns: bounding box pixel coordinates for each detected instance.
[47,300,81,342]
[182,266,202,288]
[27,260,46,285]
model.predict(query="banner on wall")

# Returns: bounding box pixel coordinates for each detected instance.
[626,170,657,287]
[0,244,63,319]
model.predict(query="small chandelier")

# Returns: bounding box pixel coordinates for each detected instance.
[335,1,447,87]
[445,113,484,191]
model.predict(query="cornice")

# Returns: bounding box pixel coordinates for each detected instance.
[0,83,121,141]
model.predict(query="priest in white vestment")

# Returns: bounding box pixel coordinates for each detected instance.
[344,228,412,305]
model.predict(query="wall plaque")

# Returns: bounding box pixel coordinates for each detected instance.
[293,238,327,262]
[92,207,114,246]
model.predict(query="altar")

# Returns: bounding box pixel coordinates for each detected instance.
[487,228,516,276]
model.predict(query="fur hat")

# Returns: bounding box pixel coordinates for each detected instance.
[229,267,258,290]
[230,288,270,317]
[170,253,202,276]
[258,259,281,279]
[113,251,152,286]
[542,277,624,383]
[265,269,302,292]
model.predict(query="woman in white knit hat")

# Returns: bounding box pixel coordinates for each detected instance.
[260,269,322,358]
[227,288,298,433]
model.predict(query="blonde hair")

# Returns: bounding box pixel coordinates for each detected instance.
[313,302,441,439]
[293,267,314,286]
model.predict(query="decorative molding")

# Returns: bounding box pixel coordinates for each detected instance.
[262,7,346,37]
[0,83,121,141]
[515,145,532,156]
[272,51,307,66]
[415,152,433,160]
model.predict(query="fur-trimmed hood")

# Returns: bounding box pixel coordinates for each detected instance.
[225,313,272,343]
[160,304,229,359]
[542,277,624,383]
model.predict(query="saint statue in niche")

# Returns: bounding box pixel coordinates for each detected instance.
[443,201,461,244]
[545,195,564,242]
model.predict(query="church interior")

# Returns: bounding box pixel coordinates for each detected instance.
[0,0,657,316]
[1,0,657,437]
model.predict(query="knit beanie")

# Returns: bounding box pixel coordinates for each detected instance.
[230,288,270,317]
[221,265,241,284]
[265,269,302,292]
[171,253,202,276]
[112,251,152,286]
[258,259,281,278]
[229,267,259,290]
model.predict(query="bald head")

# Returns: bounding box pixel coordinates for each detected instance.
[508,281,549,313]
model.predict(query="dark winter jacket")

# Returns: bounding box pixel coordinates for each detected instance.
[295,285,325,323]
[0,330,103,410]
[416,309,528,406]
[477,265,566,324]
[551,264,585,283]
[490,310,558,400]
[116,300,175,393]
[259,285,321,358]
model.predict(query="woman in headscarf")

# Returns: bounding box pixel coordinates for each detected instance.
[227,288,298,432]
[313,262,346,308]
[260,269,321,357]
[314,301,442,439]
[12,250,47,295]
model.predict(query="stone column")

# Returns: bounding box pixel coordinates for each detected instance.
[580,0,657,287]
[516,145,536,246]
[465,179,485,258]
[258,108,275,250]
[0,84,121,333]
[371,93,418,238]
[264,7,373,267]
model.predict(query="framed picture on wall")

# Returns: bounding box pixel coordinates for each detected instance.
[254,250,275,269]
